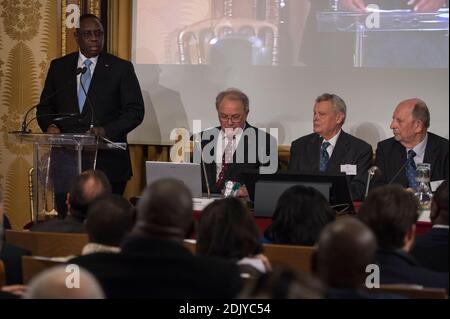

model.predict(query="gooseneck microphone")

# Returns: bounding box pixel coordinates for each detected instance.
[388,152,416,185]
[365,166,379,198]
[77,66,96,130]
[193,134,211,199]
[20,67,87,133]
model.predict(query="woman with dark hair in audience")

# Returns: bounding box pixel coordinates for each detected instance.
[263,185,336,245]
[197,198,272,277]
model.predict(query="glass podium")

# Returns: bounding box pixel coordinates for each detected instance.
[316,8,449,67]
[9,132,107,223]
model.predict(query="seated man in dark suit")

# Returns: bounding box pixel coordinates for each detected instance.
[412,180,449,273]
[359,185,448,290]
[372,99,448,190]
[69,178,243,298]
[30,170,111,233]
[196,88,278,196]
[289,93,373,200]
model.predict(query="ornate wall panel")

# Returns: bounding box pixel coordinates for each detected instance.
[0,1,63,228]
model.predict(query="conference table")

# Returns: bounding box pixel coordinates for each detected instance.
[193,201,432,236]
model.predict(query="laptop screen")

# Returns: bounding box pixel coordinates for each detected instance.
[145,161,202,198]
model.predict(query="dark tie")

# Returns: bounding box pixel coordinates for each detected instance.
[319,141,330,172]
[406,149,417,190]
[78,59,93,112]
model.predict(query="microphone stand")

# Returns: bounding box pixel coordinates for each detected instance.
[19,67,86,133]
[365,166,378,198]
[194,134,211,199]
[79,67,126,151]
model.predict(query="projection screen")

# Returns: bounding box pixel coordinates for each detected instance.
[129,0,449,147]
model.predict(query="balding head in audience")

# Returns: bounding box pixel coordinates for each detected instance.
[133,178,193,242]
[314,217,377,289]
[24,265,104,299]
[68,170,112,220]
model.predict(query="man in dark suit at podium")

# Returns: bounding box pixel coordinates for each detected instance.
[196,88,278,196]
[289,93,372,201]
[37,14,144,216]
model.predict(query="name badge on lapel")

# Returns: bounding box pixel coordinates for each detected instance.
[340,164,357,176]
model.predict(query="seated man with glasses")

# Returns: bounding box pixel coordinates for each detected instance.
[37,13,144,217]
[196,88,278,196]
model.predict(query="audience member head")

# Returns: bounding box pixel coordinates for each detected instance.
[358,185,418,252]
[265,185,336,245]
[216,88,249,131]
[133,178,193,242]
[197,197,262,260]
[430,180,449,226]
[390,98,429,148]
[24,265,104,299]
[313,93,347,140]
[314,217,377,289]
[67,169,112,220]
[239,267,325,299]
[75,13,104,58]
[85,194,134,246]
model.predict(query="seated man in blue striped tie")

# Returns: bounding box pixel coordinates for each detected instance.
[289,93,373,201]
[371,98,449,190]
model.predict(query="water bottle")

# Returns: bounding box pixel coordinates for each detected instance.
[414,163,433,211]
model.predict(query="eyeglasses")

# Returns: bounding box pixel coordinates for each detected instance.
[77,30,104,39]
[219,113,243,123]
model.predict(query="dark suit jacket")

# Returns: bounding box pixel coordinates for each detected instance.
[412,227,449,273]
[37,52,145,183]
[0,243,31,285]
[199,123,278,194]
[377,249,449,290]
[289,131,373,200]
[372,133,449,188]
[69,235,243,298]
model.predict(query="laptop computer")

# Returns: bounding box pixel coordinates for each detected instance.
[241,170,354,217]
[145,161,202,198]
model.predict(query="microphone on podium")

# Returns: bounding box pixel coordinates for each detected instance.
[20,68,86,133]
[364,166,379,198]
[388,151,416,185]
[193,134,211,199]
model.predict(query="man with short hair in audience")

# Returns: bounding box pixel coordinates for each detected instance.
[289,93,373,200]
[82,194,134,255]
[31,170,111,233]
[412,180,449,273]
[70,178,243,298]
[372,98,448,189]
[359,185,448,290]
[313,217,382,298]
[23,265,104,299]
